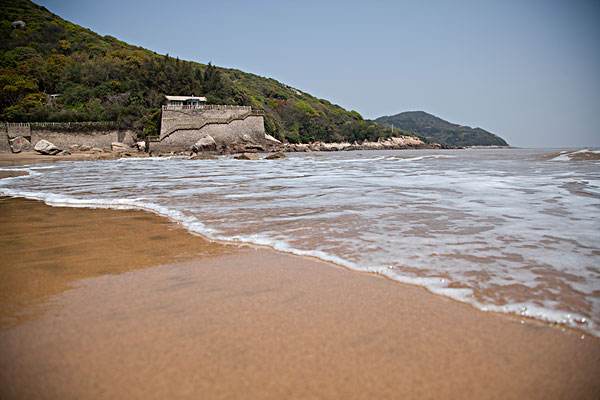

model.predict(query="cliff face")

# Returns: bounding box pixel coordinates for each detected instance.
[375,111,508,147]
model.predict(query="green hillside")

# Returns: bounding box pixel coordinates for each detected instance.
[375,111,508,147]
[0,0,403,143]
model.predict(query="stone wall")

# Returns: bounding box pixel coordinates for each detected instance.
[0,130,9,152]
[5,123,31,138]
[0,121,137,152]
[30,130,124,149]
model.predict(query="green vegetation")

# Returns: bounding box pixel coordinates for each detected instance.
[375,111,508,147]
[0,0,404,142]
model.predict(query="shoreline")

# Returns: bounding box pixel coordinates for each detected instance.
[1,154,597,337]
[1,196,599,399]
[2,191,595,338]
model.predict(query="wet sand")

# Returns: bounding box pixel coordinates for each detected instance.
[0,151,146,167]
[0,197,599,399]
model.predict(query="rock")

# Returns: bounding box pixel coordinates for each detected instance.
[136,141,146,152]
[69,144,80,151]
[243,144,265,152]
[284,143,310,152]
[34,139,61,155]
[189,153,217,160]
[234,152,260,160]
[111,142,132,152]
[264,134,282,144]
[191,135,217,152]
[79,145,91,151]
[241,134,253,142]
[265,152,286,160]
[57,150,71,156]
[9,136,32,153]
[91,147,103,153]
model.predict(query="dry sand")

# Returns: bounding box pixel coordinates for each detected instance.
[0,197,599,399]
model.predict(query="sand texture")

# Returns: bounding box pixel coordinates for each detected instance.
[0,197,599,399]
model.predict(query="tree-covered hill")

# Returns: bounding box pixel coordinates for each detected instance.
[0,0,407,143]
[375,111,508,147]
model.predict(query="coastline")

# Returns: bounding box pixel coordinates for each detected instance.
[1,196,599,399]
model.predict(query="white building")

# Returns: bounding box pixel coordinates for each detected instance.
[165,95,207,107]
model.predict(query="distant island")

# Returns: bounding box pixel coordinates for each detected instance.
[375,111,508,147]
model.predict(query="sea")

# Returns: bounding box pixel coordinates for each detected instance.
[1,148,599,336]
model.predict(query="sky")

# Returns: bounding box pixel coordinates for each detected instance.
[38,0,600,147]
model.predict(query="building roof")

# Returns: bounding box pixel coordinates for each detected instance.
[165,95,207,102]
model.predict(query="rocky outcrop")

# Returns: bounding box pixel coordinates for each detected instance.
[34,139,61,155]
[234,152,260,160]
[9,136,32,153]
[265,152,286,160]
[284,136,438,152]
[189,153,218,160]
[111,142,134,152]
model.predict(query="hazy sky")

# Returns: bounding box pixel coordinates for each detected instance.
[38,0,600,147]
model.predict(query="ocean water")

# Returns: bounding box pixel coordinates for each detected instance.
[1,148,599,335]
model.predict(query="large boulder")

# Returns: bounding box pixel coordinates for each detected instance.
[9,136,32,153]
[34,139,61,155]
[111,142,132,152]
[264,133,282,145]
[234,152,260,160]
[191,135,217,152]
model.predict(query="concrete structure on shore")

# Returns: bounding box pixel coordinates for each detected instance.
[1,95,269,154]
[153,100,267,153]
[1,122,134,153]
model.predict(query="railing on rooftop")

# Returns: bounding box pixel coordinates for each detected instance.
[162,104,252,111]
[3,122,31,127]
[2,121,120,132]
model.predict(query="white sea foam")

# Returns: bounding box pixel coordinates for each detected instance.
[551,148,600,161]
[1,148,599,336]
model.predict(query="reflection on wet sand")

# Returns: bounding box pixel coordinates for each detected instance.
[0,197,229,327]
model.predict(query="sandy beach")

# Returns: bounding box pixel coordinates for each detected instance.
[0,195,599,399]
